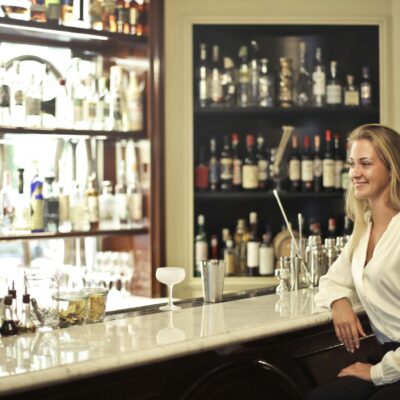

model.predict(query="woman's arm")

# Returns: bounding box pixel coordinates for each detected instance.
[371,348,400,385]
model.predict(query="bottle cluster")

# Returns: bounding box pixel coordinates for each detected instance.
[0,0,149,36]
[0,139,147,235]
[0,55,144,131]
[194,213,352,278]
[196,40,373,109]
[195,129,349,193]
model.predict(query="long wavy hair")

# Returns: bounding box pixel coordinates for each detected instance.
[345,124,400,258]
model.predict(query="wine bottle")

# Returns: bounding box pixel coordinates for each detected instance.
[313,135,323,192]
[288,134,301,192]
[322,130,334,191]
[242,134,258,190]
[301,135,313,192]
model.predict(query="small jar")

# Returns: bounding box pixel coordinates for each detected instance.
[81,288,109,323]
[54,291,88,327]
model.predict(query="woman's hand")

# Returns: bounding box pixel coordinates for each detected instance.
[331,297,367,353]
[338,362,372,382]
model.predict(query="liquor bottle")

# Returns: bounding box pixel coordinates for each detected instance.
[249,40,260,106]
[268,148,277,189]
[127,161,143,225]
[25,73,42,127]
[278,57,294,108]
[242,134,258,190]
[45,0,61,26]
[86,174,100,230]
[313,135,323,192]
[19,293,36,333]
[10,61,27,127]
[115,162,128,225]
[99,180,116,228]
[247,212,260,276]
[0,62,10,126]
[194,214,208,277]
[109,65,124,131]
[115,0,129,33]
[341,142,350,191]
[41,64,57,128]
[360,66,372,107]
[8,281,19,324]
[327,217,337,238]
[344,75,359,106]
[209,45,223,106]
[224,239,236,276]
[0,296,18,337]
[210,234,219,259]
[195,146,209,191]
[301,135,313,192]
[30,163,44,233]
[136,0,148,37]
[256,135,268,190]
[31,0,47,22]
[288,134,301,192]
[83,76,98,130]
[1,171,15,233]
[237,45,250,107]
[198,43,209,108]
[333,134,344,190]
[221,57,236,107]
[219,135,233,191]
[259,227,274,276]
[60,0,73,25]
[326,61,342,106]
[43,176,59,232]
[231,133,242,191]
[312,47,326,107]
[58,160,71,232]
[208,138,219,192]
[221,227,230,257]
[258,58,274,107]
[90,0,104,30]
[103,0,116,31]
[234,218,248,275]
[13,168,30,232]
[295,41,311,106]
[322,130,334,191]
[129,0,139,35]
[70,181,90,231]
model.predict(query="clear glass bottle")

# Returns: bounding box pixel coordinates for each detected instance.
[258,58,274,107]
[344,75,359,106]
[360,66,372,107]
[43,176,59,233]
[127,162,143,225]
[209,45,223,106]
[198,42,209,108]
[278,57,294,108]
[326,61,342,106]
[246,211,260,276]
[249,40,260,106]
[19,293,36,333]
[41,64,57,128]
[1,170,15,233]
[295,41,312,106]
[242,134,258,190]
[26,73,42,127]
[194,214,208,277]
[312,47,326,107]
[86,174,100,230]
[237,45,250,107]
[219,135,233,191]
[10,61,27,127]
[0,61,10,126]
[115,163,129,226]
[221,57,236,107]
[99,180,116,228]
[30,163,44,233]
[0,296,18,337]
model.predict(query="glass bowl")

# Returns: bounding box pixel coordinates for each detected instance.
[53,291,89,327]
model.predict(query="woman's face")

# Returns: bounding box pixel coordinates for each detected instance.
[349,139,391,202]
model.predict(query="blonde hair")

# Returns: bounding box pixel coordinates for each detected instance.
[345,124,400,257]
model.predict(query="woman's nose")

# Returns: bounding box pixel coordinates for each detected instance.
[350,165,361,178]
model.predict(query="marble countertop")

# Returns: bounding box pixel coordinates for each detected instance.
[0,288,363,396]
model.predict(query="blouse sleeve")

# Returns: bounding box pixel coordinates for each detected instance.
[314,237,355,310]
[371,348,400,385]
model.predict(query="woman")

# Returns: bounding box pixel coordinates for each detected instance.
[308,124,400,399]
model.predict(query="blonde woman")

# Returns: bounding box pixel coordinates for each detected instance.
[308,124,400,399]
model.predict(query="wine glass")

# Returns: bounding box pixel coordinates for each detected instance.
[155,267,185,311]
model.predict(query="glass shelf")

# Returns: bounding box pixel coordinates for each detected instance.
[0,227,149,241]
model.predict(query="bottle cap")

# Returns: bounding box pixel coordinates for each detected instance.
[4,295,12,306]
[23,293,30,304]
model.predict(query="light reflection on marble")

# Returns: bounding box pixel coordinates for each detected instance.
[0,288,362,395]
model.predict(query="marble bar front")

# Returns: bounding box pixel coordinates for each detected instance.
[0,288,379,399]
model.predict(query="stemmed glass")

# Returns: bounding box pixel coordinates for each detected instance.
[155,267,185,311]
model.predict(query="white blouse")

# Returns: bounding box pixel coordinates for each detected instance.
[315,212,400,386]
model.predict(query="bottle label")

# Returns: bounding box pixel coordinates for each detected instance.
[0,85,10,107]
[259,246,274,275]
[210,70,222,103]
[341,171,350,190]
[344,91,359,106]
[31,199,44,231]
[312,70,326,96]
[116,193,128,221]
[326,85,342,104]
[232,159,242,185]
[128,192,143,222]
[242,165,258,189]
[258,159,268,181]
[322,159,335,188]
[301,159,313,182]
[199,79,208,102]
[26,97,41,116]
[247,241,260,268]
[209,159,219,185]
[334,160,344,189]
[220,158,233,180]
[87,196,100,223]
[14,90,24,106]
[195,241,208,262]
[360,84,372,103]
[313,158,322,178]
[289,159,301,181]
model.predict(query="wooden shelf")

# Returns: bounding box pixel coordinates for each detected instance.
[0,227,149,241]
[0,17,147,51]
[0,126,147,140]
[195,190,345,201]
[194,105,380,117]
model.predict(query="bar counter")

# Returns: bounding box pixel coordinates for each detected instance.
[0,288,374,399]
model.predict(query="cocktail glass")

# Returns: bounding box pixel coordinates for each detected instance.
[155,267,185,311]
